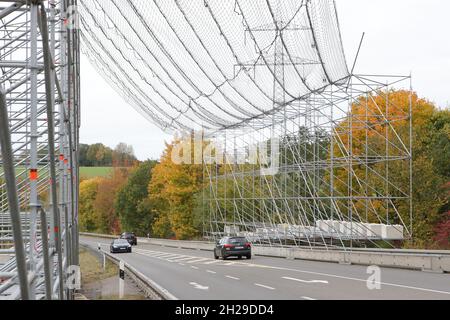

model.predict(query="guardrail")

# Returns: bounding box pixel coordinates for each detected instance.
[80,242,177,300]
[80,232,450,273]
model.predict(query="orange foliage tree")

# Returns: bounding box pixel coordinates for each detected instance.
[334,89,449,247]
[148,139,204,240]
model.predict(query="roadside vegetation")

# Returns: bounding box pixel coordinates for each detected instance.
[79,248,146,300]
[78,90,449,249]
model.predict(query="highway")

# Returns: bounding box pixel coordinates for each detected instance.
[80,236,450,300]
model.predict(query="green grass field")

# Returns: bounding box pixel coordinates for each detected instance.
[80,167,113,179]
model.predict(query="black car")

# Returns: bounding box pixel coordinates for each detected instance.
[120,232,137,245]
[214,236,251,260]
[110,239,132,253]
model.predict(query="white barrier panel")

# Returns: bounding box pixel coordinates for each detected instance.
[368,224,383,238]
[332,221,341,234]
[382,225,404,240]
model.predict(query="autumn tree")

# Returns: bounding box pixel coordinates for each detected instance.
[148,140,204,240]
[79,178,100,231]
[92,168,129,234]
[335,90,449,248]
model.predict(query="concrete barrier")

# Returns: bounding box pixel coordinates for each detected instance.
[80,232,450,273]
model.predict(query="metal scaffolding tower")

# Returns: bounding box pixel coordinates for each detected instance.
[0,0,80,300]
[202,74,413,249]
[79,0,413,249]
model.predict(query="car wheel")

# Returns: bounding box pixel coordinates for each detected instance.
[238,256,242,260]
[222,255,228,260]
[246,254,251,260]
[214,251,219,259]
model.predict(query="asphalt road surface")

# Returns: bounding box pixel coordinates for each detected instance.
[80,236,450,300]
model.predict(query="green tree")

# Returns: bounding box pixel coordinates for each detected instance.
[115,160,157,236]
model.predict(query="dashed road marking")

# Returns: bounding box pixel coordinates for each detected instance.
[169,257,194,262]
[282,277,329,284]
[189,282,208,290]
[187,258,210,264]
[226,275,240,280]
[255,283,275,290]
[203,260,220,265]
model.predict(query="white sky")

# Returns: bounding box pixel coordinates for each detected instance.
[80,0,450,161]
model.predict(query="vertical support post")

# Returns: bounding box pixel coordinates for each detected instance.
[49,0,57,249]
[0,90,30,300]
[348,76,353,252]
[29,3,39,299]
[385,87,390,224]
[60,0,70,300]
[119,260,125,299]
[39,208,52,300]
[38,3,59,299]
[409,75,413,241]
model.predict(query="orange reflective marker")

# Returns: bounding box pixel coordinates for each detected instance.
[59,154,64,161]
[29,169,38,181]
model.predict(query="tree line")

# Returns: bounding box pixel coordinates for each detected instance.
[79,142,137,167]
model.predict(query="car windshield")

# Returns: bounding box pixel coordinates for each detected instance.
[114,239,129,245]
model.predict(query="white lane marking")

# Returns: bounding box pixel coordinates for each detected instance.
[169,257,199,262]
[187,258,210,264]
[282,277,329,284]
[189,282,209,290]
[142,251,168,256]
[255,283,275,290]
[223,262,236,266]
[206,270,217,274]
[179,263,186,266]
[135,250,169,257]
[191,266,199,270]
[248,264,450,296]
[156,254,180,259]
[203,260,220,265]
[226,275,240,280]
[301,296,317,300]
[138,252,176,259]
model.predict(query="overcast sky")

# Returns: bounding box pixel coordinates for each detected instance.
[80,0,450,161]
